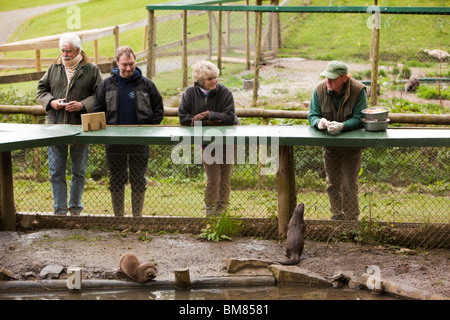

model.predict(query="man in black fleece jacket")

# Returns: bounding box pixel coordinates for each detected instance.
[94,46,164,217]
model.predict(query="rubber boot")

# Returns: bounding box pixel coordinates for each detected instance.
[132,192,145,217]
[111,190,125,217]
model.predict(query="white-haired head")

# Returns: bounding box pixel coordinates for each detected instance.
[192,60,219,86]
[59,33,82,52]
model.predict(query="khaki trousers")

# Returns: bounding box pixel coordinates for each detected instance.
[202,146,234,215]
[323,146,362,220]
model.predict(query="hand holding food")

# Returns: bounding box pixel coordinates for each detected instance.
[318,118,329,130]
[327,121,344,134]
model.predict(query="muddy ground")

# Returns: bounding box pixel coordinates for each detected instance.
[0,229,448,299]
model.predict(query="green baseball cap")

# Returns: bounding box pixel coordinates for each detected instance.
[320,61,348,79]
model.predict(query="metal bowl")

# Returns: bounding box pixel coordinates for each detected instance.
[361,107,390,121]
[362,118,390,132]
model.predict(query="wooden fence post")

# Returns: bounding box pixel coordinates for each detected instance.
[35,50,41,72]
[94,39,99,64]
[277,145,295,239]
[114,26,120,51]
[146,10,156,79]
[143,25,148,51]
[271,0,280,56]
[369,1,380,107]
[0,151,15,231]
[252,1,263,107]
[225,11,230,50]
[245,0,250,70]
[217,9,223,73]
[208,12,213,59]
[182,10,188,88]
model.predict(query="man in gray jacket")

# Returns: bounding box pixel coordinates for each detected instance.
[37,33,102,215]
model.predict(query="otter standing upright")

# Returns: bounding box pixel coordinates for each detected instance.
[276,203,306,265]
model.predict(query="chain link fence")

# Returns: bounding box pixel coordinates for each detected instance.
[11,143,450,248]
[146,2,449,111]
[4,2,449,249]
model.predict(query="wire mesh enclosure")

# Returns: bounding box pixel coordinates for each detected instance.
[11,143,450,248]
[145,2,449,111]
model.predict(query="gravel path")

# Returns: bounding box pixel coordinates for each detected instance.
[0,0,89,45]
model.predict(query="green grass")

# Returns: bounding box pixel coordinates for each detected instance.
[279,0,449,63]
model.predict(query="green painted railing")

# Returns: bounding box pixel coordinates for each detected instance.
[146,3,450,15]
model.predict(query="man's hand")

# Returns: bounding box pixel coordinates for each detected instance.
[50,99,67,110]
[65,101,83,112]
[50,99,82,112]
[318,118,329,130]
[327,121,344,134]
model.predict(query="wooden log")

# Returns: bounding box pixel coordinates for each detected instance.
[174,268,191,289]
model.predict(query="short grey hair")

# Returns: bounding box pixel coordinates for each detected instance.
[192,60,219,86]
[59,33,82,51]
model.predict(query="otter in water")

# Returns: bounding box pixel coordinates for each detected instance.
[119,252,158,283]
[276,203,306,265]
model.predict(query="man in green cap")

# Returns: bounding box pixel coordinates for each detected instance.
[308,60,367,220]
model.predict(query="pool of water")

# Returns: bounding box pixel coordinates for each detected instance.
[0,284,400,300]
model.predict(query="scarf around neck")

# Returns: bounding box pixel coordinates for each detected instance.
[199,86,211,96]
[62,52,83,81]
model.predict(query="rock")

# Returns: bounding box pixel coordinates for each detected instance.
[268,265,330,287]
[424,49,449,61]
[24,271,37,280]
[331,271,359,288]
[0,267,17,280]
[39,265,64,279]
[225,258,273,273]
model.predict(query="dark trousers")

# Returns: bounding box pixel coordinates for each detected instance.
[106,144,149,193]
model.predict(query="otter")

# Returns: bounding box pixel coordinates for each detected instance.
[119,252,158,283]
[276,203,306,265]
[405,77,420,93]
